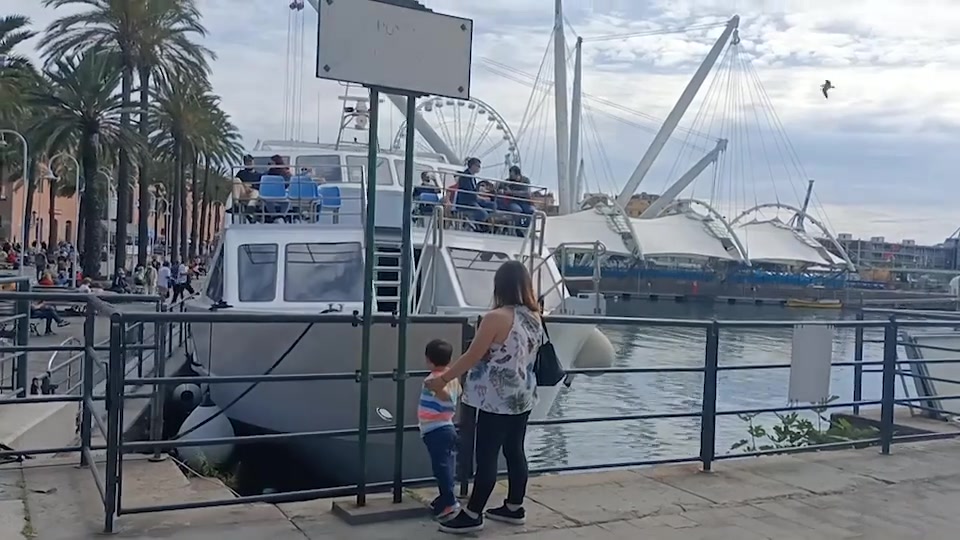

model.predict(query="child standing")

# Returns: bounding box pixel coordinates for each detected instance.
[420,339,462,521]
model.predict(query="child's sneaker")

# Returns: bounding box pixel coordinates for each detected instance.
[434,502,461,522]
[438,510,483,534]
[485,504,526,525]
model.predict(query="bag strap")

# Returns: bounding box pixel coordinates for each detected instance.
[537,296,551,341]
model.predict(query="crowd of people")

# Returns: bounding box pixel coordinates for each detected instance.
[231,154,542,234]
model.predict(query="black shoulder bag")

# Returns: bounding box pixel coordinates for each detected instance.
[534,314,565,386]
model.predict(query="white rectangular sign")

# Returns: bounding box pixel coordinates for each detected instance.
[316,0,473,99]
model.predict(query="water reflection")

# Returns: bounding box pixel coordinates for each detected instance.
[527,301,888,468]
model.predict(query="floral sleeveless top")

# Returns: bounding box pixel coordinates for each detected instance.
[463,306,543,415]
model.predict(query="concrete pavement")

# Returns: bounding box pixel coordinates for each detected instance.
[6,438,960,539]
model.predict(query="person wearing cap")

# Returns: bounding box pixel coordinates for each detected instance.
[454,157,495,230]
[233,154,263,222]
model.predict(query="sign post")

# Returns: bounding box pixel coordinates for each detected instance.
[316,0,473,507]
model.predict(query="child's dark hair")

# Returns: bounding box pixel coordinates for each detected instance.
[425,339,453,367]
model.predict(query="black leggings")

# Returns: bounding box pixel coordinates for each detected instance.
[467,410,530,513]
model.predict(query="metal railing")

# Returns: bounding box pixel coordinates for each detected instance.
[4,290,960,533]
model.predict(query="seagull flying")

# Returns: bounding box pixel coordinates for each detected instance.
[821,80,834,99]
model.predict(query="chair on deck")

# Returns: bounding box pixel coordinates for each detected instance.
[287,175,320,222]
[317,185,342,224]
[258,175,290,221]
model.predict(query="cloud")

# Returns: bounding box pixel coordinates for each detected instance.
[11,0,960,244]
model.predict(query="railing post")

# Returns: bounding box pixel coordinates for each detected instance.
[853,311,864,415]
[13,279,30,397]
[879,316,898,455]
[149,302,166,461]
[355,86,381,507]
[391,93,417,504]
[103,315,124,534]
[700,321,720,472]
[79,305,96,467]
[457,319,476,498]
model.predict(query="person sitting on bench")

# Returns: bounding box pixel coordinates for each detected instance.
[31,301,69,335]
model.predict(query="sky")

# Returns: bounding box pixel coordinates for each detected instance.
[10,0,960,245]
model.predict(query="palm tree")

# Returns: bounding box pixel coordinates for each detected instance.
[132,0,212,266]
[0,15,37,247]
[191,104,241,257]
[26,49,130,277]
[150,75,211,263]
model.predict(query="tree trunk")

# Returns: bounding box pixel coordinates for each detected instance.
[47,183,57,255]
[178,149,188,264]
[198,160,211,256]
[80,134,103,278]
[153,199,161,255]
[114,55,134,276]
[137,65,151,266]
[21,159,36,252]
[171,142,182,265]
[189,155,200,259]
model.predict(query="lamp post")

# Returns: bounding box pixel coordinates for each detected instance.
[0,130,29,277]
[45,153,82,288]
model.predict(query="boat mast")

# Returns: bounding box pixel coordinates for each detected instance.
[615,16,740,208]
[553,0,571,214]
[568,36,583,212]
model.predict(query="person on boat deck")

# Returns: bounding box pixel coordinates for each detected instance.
[413,171,442,215]
[266,154,292,187]
[497,166,536,235]
[233,154,263,222]
[454,157,495,230]
[236,154,263,189]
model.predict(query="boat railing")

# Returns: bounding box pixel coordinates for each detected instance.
[410,205,444,315]
[410,170,550,237]
[227,164,367,227]
[532,241,607,310]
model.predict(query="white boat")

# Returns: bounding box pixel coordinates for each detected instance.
[186,111,613,484]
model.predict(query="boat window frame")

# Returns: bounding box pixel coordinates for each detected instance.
[205,248,225,303]
[346,155,394,186]
[295,154,344,183]
[282,241,365,303]
[237,243,279,303]
[447,247,512,307]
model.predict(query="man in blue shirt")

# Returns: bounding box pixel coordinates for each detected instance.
[454,157,495,230]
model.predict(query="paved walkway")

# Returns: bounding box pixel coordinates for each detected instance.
[8,438,960,539]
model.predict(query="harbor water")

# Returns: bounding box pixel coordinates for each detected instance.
[528,300,889,469]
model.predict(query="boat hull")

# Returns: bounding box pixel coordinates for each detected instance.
[189,311,594,485]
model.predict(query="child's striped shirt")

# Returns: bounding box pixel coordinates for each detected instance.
[419,372,461,435]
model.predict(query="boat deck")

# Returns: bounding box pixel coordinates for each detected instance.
[10,438,960,539]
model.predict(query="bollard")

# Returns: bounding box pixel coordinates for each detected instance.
[699,321,720,472]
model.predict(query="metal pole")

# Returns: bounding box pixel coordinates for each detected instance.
[80,305,95,467]
[149,302,165,462]
[13,279,29,397]
[552,0,570,213]
[391,94,417,502]
[700,321,719,472]
[0,130,29,277]
[356,86,380,506]
[853,311,864,415]
[879,317,897,455]
[103,315,123,533]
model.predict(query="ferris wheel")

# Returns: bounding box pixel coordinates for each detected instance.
[391,96,521,174]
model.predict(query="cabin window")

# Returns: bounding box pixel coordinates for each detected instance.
[206,250,224,302]
[251,156,290,171]
[295,155,343,183]
[394,161,435,184]
[346,156,393,186]
[448,248,510,307]
[284,242,363,302]
[237,244,278,302]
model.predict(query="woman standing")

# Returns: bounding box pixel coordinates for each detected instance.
[426,260,543,534]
